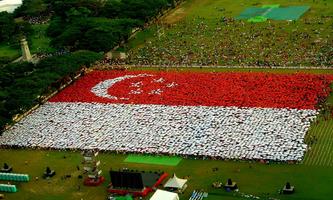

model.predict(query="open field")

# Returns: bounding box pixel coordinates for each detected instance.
[124,0,333,67]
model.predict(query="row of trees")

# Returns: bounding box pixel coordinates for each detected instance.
[47,17,141,52]
[14,0,179,21]
[45,0,178,52]
[0,51,103,132]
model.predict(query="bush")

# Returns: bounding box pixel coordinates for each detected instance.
[14,0,48,17]
[49,18,141,52]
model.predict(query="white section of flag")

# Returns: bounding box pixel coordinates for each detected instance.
[0,102,317,161]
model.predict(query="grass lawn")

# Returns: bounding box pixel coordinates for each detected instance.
[29,24,55,54]
[123,26,158,51]
[0,44,20,63]
[124,154,182,166]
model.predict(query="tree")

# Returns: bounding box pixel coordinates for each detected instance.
[47,17,67,37]
[49,17,140,51]
[80,18,140,51]
[50,0,103,18]
[66,7,92,21]
[0,71,14,88]
[14,0,48,17]
[50,25,82,49]
[0,12,16,42]
[120,0,167,22]
[100,0,122,19]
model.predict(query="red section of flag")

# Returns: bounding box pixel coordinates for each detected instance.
[49,71,333,110]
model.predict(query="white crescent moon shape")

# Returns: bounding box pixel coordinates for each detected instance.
[91,74,153,100]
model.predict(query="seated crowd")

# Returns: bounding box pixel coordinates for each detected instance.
[116,16,332,67]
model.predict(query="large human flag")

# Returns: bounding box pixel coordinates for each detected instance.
[1,71,332,161]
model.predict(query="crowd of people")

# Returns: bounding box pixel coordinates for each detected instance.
[0,102,317,161]
[121,15,332,67]
[34,49,69,60]
[24,15,50,25]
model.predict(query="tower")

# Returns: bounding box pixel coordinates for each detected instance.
[20,38,32,62]
[82,150,105,186]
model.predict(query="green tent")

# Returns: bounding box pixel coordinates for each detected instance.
[264,6,310,20]
[237,5,310,21]
[0,173,29,182]
[0,184,17,193]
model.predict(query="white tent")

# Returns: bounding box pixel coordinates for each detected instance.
[164,174,188,190]
[0,0,22,13]
[150,189,179,200]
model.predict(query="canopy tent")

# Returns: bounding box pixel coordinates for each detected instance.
[164,174,187,189]
[150,189,179,200]
[0,0,22,13]
[236,5,310,21]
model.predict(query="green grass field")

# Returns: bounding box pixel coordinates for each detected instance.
[0,44,20,63]
[124,155,182,166]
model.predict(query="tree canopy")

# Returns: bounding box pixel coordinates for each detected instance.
[45,0,173,52]
[0,51,102,132]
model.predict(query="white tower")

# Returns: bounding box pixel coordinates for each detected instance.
[20,38,32,62]
[82,150,105,186]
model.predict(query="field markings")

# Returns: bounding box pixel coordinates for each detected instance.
[304,122,322,165]
[321,122,333,166]
[315,122,328,166]
[317,122,329,166]
[304,119,333,167]
[323,122,333,166]
[309,122,324,166]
